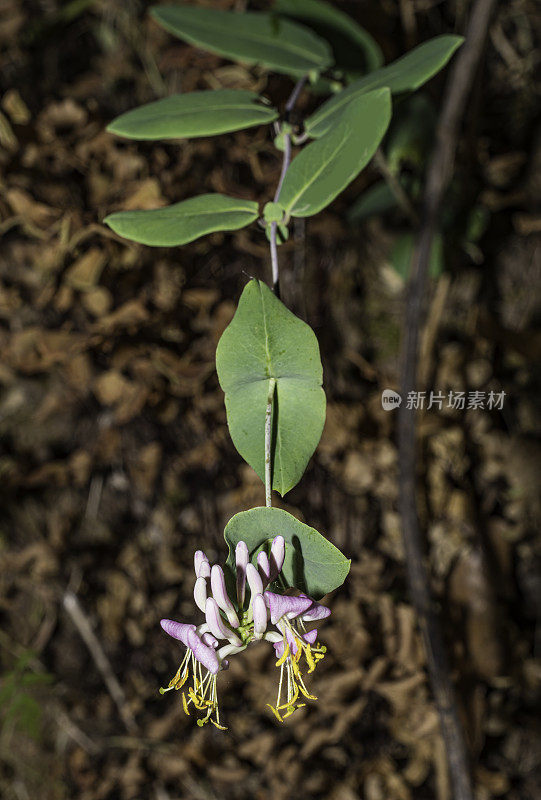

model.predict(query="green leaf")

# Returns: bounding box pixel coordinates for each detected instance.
[104,194,259,247]
[151,5,333,77]
[107,90,278,140]
[216,279,325,496]
[391,231,444,279]
[263,201,285,223]
[224,507,350,599]
[305,35,464,138]
[278,87,391,218]
[347,180,397,223]
[274,0,382,74]
[385,94,437,173]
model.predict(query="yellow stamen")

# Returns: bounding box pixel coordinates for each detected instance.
[277,686,299,709]
[181,692,190,716]
[275,643,290,667]
[174,671,189,690]
[188,687,207,710]
[290,657,301,678]
[298,682,317,700]
[304,646,316,673]
[267,704,284,722]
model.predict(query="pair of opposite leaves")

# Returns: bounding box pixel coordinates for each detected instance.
[104,4,462,246]
[217,278,349,600]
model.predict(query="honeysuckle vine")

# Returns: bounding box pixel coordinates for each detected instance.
[103,0,463,729]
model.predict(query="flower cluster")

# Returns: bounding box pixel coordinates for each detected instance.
[159,536,330,729]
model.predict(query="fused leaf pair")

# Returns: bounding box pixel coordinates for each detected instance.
[224,506,350,601]
[216,279,325,497]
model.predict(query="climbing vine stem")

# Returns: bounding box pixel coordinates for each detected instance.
[269,76,307,298]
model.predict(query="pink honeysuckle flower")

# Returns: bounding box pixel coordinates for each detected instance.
[246,562,264,599]
[303,628,318,645]
[264,591,312,625]
[193,576,207,613]
[290,593,331,622]
[159,536,330,729]
[252,593,267,639]
[235,541,249,606]
[257,551,271,585]
[201,631,218,648]
[269,535,285,581]
[194,550,210,579]
[160,619,195,645]
[205,597,243,647]
[210,565,239,628]
[187,628,219,674]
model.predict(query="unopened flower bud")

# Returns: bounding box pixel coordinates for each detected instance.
[257,551,271,586]
[253,593,267,639]
[235,541,249,607]
[194,550,209,578]
[193,576,207,613]
[246,562,264,599]
[205,597,242,647]
[269,536,285,581]
[211,565,239,628]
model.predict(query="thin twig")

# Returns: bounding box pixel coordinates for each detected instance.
[373,148,419,226]
[398,2,496,799]
[56,709,101,755]
[269,76,307,297]
[63,590,138,734]
[265,377,276,507]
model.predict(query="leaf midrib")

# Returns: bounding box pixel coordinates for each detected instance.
[111,204,256,220]
[116,102,275,120]
[280,123,351,212]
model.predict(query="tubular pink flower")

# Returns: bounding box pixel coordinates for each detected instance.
[201,631,218,648]
[160,619,196,646]
[199,560,211,579]
[160,549,330,730]
[187,628,220,674]
[252,593,267,639]
[263,630,282,643]
[273,640,286,659]
[246,562,264,598]
[263,591,312,625]
[257,551,271,586]
[194,576,207,613]
[269,535,285,581]
[194,550,209,578]
[235,541,249,607]
[218,643,246,660]
[295,593,331,621]
[211,565,239,628]
[283,625,300,654]
[205,597,242,647]
[302,603,331,621]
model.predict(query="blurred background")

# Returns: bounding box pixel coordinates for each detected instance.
[0,1,540,798]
